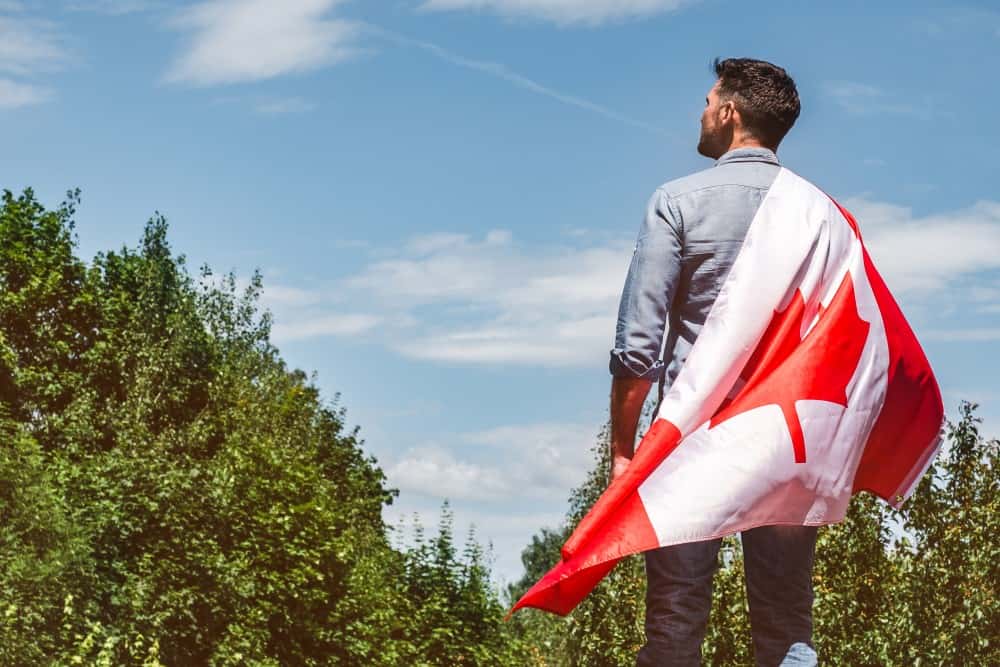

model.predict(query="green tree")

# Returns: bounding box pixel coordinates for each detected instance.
[0,188,104,665]
[887,402,999,663]
[508,421,646,667]
[397,505,525,666]
[0,188,520,665]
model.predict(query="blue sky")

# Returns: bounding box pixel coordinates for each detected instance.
[2,0,999,584]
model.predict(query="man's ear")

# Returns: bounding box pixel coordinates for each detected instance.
[720,99,736,124]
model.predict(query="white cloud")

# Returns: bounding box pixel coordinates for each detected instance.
[388,446,512,501]
[844,197,1000,293]
[345,229,630,366]
[347,230,520,302]
[0,77,50,108]
[221,276,377,344]
[0,10,69,109]
[382,418,604,583]
[261,283,323,308]
[462,421,598,491]
[393,317,612,366]
[386,420,599,502]
[164,0,360,86]
[261,198,1000,365]
[271,313,378,343]
[966,282,1000,313]
[418,0,690,26]
[0,12,69,76]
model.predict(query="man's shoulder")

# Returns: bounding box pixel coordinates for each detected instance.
[656,165,720,199]
[656,161,781,201]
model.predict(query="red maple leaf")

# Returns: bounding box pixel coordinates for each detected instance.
[710,273,870,463]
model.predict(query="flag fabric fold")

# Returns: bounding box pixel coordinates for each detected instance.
[511,168,943,617]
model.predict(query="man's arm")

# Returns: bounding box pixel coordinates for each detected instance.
[610,376,653,479]
[608,188,683,481]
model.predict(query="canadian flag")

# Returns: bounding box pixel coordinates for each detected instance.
[511,168,944,616]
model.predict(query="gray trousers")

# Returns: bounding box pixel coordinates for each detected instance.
[636,525,819,667]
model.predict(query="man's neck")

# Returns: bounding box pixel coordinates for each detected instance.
[723,135,776,154]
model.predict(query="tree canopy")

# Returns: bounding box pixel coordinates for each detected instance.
[0,189,523,665]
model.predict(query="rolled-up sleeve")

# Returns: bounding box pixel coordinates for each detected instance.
[609,187,682,380]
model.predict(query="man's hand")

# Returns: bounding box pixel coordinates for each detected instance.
[609,375,653,487]
[610,453,632,483]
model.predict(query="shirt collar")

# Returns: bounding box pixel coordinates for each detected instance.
[714,146,780,167]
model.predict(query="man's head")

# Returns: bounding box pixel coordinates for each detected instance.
[697,57,800,159]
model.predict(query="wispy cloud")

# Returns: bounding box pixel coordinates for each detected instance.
[388,446,512,502]
[256,280,378,343]
[844,197,1000,293]
[271,313,379,343]
[386,421,599,502]
[0,13,69,76]
[165,4,671,135]
[260,195,1000,369]
[261,227,628,366]
[0,77,51,108]
[462,421,598,491]
[164,0,360,86]
[345,229,630,366]
[260,283,323,308]
[824,81,942,119]
[418,0,692,26]
[383,417,601,583]
[0,8,70,109]
[966,282,1000,314]
[377,29,673,138]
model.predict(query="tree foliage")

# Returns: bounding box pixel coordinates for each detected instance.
[0,189,520,666]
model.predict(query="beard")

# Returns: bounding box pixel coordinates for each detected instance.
[697,125,728,159]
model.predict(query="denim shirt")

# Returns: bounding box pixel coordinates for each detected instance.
[609,147,782,393]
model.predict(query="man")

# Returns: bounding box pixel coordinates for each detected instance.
[608,58,818,666]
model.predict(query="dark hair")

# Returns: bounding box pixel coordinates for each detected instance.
[713,57,800,146]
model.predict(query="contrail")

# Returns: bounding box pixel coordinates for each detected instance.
[368,26,677,140]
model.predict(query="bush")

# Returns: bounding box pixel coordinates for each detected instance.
[0,189,519,665]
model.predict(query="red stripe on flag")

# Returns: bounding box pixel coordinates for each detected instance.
[561,419,681,559]
[829,200,944,503]
[509,555,620,617]
[509,419,680,616]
